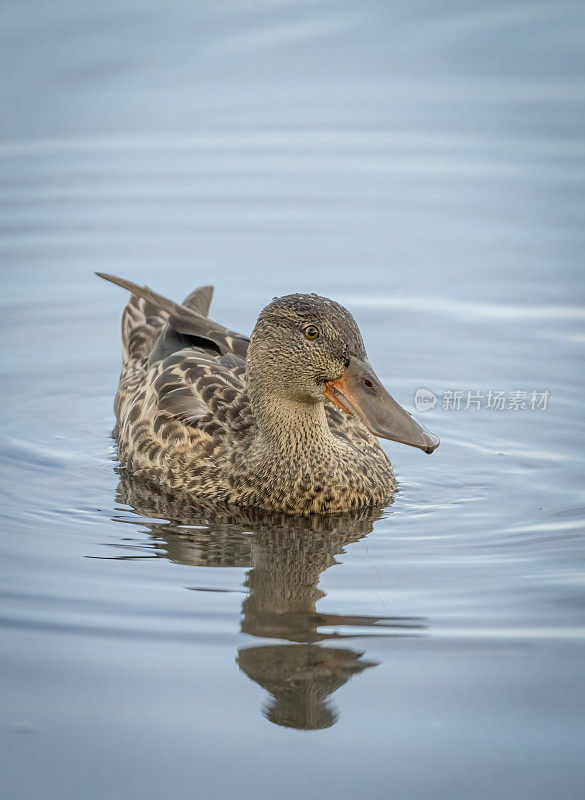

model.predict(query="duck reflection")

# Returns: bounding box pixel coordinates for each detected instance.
[114,472,424,730]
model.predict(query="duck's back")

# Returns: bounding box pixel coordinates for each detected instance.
[116,282,210,418]
[100,274,254,499]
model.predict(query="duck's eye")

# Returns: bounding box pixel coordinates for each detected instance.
[303,325,320,341]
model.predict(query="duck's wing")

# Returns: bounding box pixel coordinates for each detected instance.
[151,347,248,430]
[115,343,252,480]
[149,284,217,366]
[97,273,249,358]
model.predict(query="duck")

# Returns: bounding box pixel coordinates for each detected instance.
[97,273,439,515]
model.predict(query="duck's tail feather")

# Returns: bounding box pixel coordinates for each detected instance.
[182,285,214,317]
[96,272,195,325]
[96,273,249,360]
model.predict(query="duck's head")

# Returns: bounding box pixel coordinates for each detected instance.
[247,293,439,454]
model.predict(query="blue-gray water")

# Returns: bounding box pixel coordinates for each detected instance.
[1,1,585,798]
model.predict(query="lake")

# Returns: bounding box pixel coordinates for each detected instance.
[1,1,584,798]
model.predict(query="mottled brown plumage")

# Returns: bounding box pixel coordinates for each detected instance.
[98,274,436,514]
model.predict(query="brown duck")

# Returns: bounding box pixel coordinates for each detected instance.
[98,273,438,515]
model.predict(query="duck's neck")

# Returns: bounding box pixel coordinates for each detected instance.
[242,377,393,513]
[250,391,335,460]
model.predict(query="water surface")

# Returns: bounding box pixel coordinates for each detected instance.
[1,2,585,798]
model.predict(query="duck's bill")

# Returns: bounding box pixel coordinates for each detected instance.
[324,356,439,454]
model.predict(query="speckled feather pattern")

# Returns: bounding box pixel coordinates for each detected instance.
[105,278,396,515]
